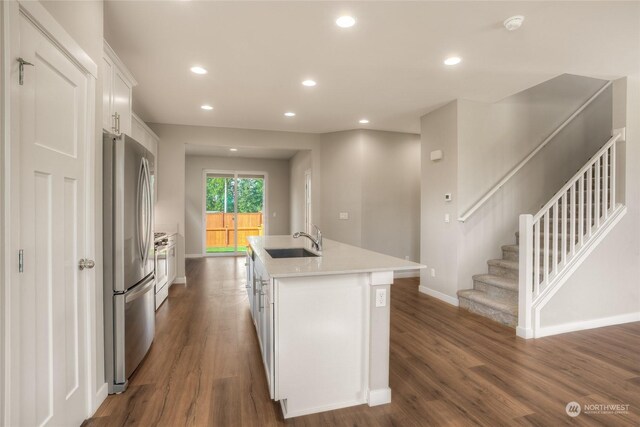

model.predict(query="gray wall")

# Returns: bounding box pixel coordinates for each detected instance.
[319,131,364,247]
[361,131,421,262]
[289,150,312,233]
[420,75,614,302]
[420,102,460,296]
[458,74,609,213]
[185,155,291,256]
[539,76,640,328]
[319,130,421,262]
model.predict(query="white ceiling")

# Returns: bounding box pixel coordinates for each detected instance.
[185,143,301,160]
[105,1,640,134]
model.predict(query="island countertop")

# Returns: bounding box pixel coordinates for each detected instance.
[247,235,425,278]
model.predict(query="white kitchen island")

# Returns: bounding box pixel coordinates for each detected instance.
[246,235,424,419]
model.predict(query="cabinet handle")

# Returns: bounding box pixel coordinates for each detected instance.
[112,113,117,133]
[116,113,121,134]
[259,289,264,311]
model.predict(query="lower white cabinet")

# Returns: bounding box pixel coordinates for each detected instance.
[252,254,275,398]
[167,234,177,286]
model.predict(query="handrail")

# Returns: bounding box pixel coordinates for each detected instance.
[532,132,620,222]
[458,80,612,222]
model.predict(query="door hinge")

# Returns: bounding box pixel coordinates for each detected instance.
[17,57,34,86]
[18,249,24,273]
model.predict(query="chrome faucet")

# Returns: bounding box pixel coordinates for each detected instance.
[293,225,323,252]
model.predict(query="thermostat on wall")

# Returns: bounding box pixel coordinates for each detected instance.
[430,150,443,161]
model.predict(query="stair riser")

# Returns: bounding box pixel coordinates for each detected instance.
[501,250,562,264]
[458,297,517,328]
[502,249,518,262]
[488,264,518,280]
[473,281,518,303]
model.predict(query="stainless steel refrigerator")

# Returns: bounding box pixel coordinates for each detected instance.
[103,132,156,394]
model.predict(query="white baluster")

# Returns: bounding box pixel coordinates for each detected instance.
[587,166,593,237]
[543,212,549,287]
[595,157,601,228]
[561,192,568,266]
[611,143,617,209]
[603,149,609,220]
[552,201,559,277]
[579,174,585,248]
[570,183,576,257]
[534,219,540,296]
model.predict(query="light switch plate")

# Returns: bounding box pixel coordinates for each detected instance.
[339,212,349,220]
[445,213,450,223]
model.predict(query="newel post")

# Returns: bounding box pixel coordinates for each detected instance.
[517,214,534,339]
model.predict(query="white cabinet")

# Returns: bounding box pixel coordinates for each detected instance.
[132,113,159,158]
[253,254,274,398]
[102,41,137,136]
[246,250,255,318]
[167,234,177,286]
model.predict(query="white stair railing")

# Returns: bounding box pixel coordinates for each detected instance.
[518,132,623,337]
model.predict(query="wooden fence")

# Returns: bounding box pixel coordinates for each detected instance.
[206,212,263,248]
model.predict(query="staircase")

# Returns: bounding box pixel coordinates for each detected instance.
[458,243,520,327]
[457,132,623,329]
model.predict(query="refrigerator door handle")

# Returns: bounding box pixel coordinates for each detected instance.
[143,158,153,266]
[136,159,146,263]
[125,274,155,303]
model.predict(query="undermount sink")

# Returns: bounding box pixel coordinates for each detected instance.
[265,248,319,258]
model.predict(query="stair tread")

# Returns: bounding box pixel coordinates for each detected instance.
[501,244,519,253]
[487,259,519,270]
[457,289,518,315]
[473,274,518,291]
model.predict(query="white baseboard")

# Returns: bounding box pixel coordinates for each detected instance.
[418,285,459,307]
[394,269,420,279]
[535,312,640,338]
[367,387,392,406]
[92,382,108,414]
[185,254,202,259]
[173,276,187,284]
[516,326,533,339]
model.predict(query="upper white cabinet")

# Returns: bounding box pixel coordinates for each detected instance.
[102,41,137,136]
[132,112,159,157]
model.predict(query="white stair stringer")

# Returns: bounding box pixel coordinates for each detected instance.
[529,204,627,338]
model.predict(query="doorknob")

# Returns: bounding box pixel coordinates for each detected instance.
[79,258,95,270]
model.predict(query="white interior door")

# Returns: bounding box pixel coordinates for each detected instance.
[15,12,91,427]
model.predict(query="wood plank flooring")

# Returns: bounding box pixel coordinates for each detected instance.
[85,257,640,426]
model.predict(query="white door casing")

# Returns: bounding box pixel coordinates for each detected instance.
[4,2,99,425]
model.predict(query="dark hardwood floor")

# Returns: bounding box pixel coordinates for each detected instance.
[85,257,640,426]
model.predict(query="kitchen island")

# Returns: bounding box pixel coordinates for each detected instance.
[246,235,424,419]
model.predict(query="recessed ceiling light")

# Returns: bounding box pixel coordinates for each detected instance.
[201,104,213,110]
[359,119,370,124]
[229,148,238,152]
[336,16,356,28]
[190,66,207,75]
[504,15,525,31]
[284,112,296,117]
[302,79,317,87]
[444,56,462,66]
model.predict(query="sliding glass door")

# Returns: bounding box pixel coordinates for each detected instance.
[204,171,265,255]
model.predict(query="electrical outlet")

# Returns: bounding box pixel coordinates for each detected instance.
[339,212,349,220]
[430,268,436,277]
[375,288,387,307]
[404,255,410,260]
